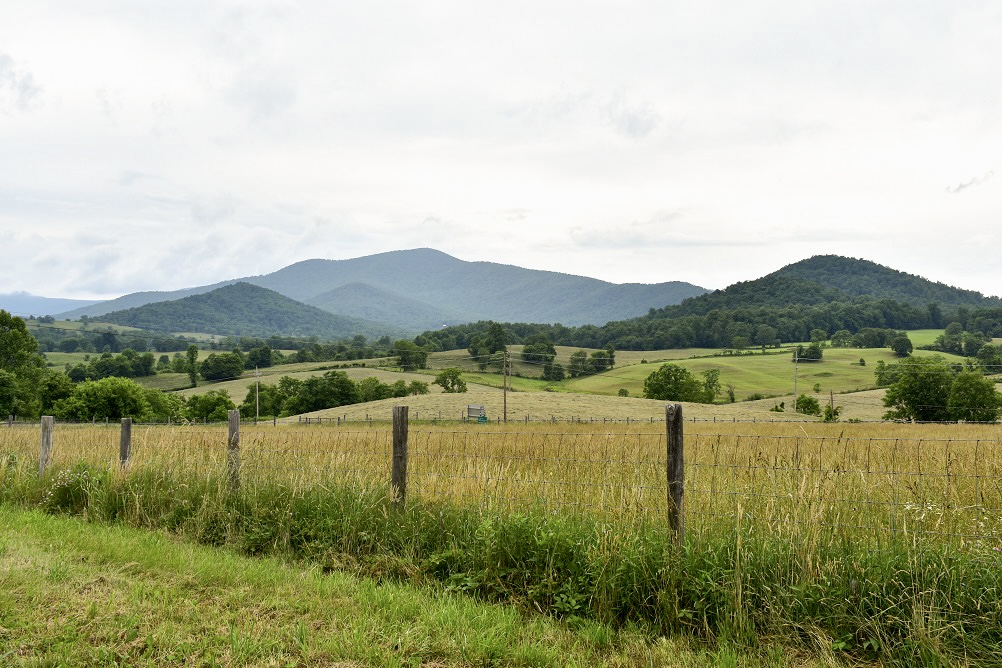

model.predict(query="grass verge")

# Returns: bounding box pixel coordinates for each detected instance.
[2,454,1000,666]
[0,505,832,667]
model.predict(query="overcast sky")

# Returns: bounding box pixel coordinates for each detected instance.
[1,1,999,300]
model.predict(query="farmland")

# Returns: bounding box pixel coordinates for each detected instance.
[92,337,979,423]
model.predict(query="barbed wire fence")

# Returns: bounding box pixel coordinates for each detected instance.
[7,406,1002,557]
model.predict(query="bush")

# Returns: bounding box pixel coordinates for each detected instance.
[795,395,821,416]
[185,390,236,422]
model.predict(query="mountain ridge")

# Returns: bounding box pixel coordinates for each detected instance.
[55,248,710,329]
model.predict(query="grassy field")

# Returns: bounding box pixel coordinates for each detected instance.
[566,347,967,401]
[3,419,1002,665]
[0,506,841,667]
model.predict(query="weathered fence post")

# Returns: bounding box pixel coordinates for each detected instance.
[666,403,685,544]
[119,418,132,468]
[39,416,53,476]
[392,405,409,508]
[6,414,12,427]
[227,410,240,490]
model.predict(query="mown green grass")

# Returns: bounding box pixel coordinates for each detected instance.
[6,505,810,667]
[2,501,850,667]
[906,329,945,348]
[567,347,966,400]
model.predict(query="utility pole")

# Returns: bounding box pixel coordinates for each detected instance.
[793,348,799,413]
[503,349,509,423]
[255,366,260,424]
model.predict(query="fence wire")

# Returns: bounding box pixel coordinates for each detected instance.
[4,420,1002,552]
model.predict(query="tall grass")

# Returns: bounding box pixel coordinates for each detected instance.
[2,420,1001,664]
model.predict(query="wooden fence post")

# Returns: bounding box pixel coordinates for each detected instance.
[392,405,409,508]
[666,403,685,544]
[6,414,12,427]
[119,418,132,468]
[39,416,53,476]
[227,410,240,490]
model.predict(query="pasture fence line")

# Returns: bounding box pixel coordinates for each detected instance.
[10,408,1002,553]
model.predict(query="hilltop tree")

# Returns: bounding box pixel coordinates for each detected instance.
[889,334,913,357]
[643,363,706,403]
[434,368,467,393]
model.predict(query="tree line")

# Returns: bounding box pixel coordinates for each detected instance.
[415,301,1002,353]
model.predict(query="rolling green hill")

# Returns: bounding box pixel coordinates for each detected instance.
[657,255,1001,319]
[98,282,400,340]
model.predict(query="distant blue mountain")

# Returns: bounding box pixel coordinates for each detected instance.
[55,248,710,331]
[0,292,99,318]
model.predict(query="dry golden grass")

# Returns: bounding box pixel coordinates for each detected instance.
[301,389,821,423]
[6,419,1001,552]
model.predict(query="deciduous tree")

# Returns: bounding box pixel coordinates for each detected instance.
[643,363,706,402]
[882,356,954,422]
[434,367,467,393]
[948,372,1001,423]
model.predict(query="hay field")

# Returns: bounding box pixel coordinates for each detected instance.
[300,388,820,423]
[6,419,1001,549]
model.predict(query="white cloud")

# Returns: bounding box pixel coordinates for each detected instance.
[0,52,40,112]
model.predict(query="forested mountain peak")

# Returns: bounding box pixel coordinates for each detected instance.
[770,255,999,306]
[98,282,400,340]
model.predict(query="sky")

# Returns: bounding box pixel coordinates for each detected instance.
[1,1,999,300]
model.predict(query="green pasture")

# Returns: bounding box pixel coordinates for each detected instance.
[43,348,218,369]
[27,320,144,334]
[426,346,718,380]
[567,347,967,401]
[905,329,944,348]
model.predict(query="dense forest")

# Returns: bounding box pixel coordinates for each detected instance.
[414,256,1002,351]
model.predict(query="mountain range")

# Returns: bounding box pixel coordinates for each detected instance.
[6,251,998,343]
[49,248,709,331]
